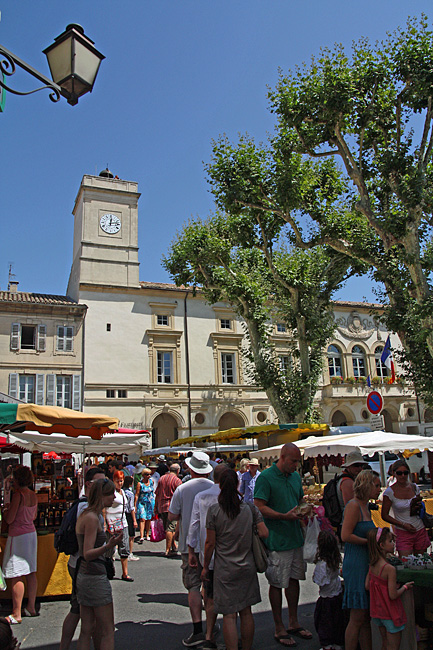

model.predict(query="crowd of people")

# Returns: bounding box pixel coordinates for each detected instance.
[0,446,428,650]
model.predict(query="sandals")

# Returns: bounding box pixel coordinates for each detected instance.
[6,615,21,625]
[274,635,296,647]
[121,575,134,582]
[286,628,312,640]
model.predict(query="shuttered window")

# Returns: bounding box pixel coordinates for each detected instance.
[57,326,74,352]
[19,375,35,403]
[56,376,72,408]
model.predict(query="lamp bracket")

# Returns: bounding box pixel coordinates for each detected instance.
[0,44,61,103]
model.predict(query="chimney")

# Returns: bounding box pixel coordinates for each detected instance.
[9,281,19,293]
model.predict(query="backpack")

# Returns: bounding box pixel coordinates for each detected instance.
[322,473,344,527]
[54,496,87,555]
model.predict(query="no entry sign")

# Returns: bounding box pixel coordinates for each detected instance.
[366,391,383,415]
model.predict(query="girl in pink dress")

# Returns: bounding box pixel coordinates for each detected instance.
[365,527,413,650]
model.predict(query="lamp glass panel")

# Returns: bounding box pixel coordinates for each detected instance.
[74,40,102,86]
[46,38,72,84]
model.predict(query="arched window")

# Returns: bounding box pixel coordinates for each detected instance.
[374,345,388,379]
[352,345,366,377]
[327,344,343,378]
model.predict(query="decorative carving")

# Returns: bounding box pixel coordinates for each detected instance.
[335,311,375,340]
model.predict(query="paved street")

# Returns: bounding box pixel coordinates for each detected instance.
[4,538,321,649]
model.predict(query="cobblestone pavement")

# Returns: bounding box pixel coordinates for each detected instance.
[3,538,320,649]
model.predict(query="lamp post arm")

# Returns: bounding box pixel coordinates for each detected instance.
[0,44,61,103]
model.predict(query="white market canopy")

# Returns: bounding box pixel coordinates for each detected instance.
[251,431,433,463]
[6,431,151,456]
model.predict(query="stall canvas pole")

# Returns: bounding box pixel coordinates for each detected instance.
[379,452,387,486]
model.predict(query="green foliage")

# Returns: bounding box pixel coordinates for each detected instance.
[163,214,353,422]
[206,15,433,405]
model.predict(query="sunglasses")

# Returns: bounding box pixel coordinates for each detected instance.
[396,470,409,476]
[351,463,365,468]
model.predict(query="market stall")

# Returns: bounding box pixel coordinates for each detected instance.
[0,404,122,599]
[252,431,433,649]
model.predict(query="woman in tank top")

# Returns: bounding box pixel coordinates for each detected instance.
[2,465,38,624]
[75,478,122,650]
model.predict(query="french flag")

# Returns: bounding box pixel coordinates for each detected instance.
[381,335,395,384]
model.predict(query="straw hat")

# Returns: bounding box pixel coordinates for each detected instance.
[185,451,212,475]
[341,450,367,468]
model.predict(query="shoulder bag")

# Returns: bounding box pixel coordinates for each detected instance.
[107,491,125,534]
[248,504,268,573]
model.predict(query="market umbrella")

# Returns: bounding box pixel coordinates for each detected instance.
[251,431,433,463]
[6,431,151,456]
[171,423,329,447]
[0,403,119,440]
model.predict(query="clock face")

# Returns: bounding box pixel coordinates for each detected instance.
[100,213,121,234]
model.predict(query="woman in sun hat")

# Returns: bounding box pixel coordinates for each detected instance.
[338,450,369,507]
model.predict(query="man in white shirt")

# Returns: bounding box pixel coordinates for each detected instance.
[187,463,228,650]
[168,452,213,648]
[59,467,105,650]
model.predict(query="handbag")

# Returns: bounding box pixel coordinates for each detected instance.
[150,516,166,542]
[107,491,125,534]
[248,504,268,573]
[0,567,6,591]
[103,556,115,580]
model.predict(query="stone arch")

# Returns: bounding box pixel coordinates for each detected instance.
[327,338,348,354]
[330,407,354,427]
[381,407,398,433]
[151,412,180,448]
[424,408,433,423]
[218,411,246,431]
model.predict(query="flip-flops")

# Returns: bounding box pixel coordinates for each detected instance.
[274,635,297,647]
[286,628,312,640]
[6,615,21,625]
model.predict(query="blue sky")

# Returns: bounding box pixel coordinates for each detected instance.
[1,1,431,302]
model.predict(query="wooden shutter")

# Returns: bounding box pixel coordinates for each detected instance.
[8,373,18,399]
[46,374,55,406]
[72,375,81,411]
[36,374,45,405]
[57,326,64,351]
[10,323,20,351]
[65,327,74,352]
[37,325,46,352]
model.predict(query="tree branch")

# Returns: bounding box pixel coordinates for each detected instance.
[295,126,339,157]
[419,95,432,166]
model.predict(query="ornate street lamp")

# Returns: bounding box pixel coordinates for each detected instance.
[0,24,104,107]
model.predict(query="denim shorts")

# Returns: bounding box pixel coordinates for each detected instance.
[372,617,405,634]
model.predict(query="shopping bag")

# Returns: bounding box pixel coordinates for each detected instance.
[0,567,6,591]
[303,516,321,563]
[150,517,166,542]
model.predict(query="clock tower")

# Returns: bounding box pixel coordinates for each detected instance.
[67,169,141,300]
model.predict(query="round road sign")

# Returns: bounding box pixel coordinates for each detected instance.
[366,391,383,415]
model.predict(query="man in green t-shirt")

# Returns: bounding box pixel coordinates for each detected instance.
[254,443,312,646]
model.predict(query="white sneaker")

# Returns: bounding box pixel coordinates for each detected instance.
[128,553,140,561]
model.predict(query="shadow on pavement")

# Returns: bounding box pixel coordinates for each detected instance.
[137,591,189,607]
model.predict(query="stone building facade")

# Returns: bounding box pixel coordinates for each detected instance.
[63,171,427,448]
[0,288,86,410]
